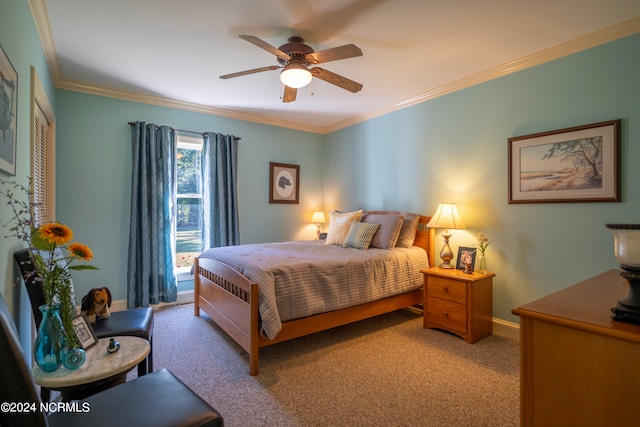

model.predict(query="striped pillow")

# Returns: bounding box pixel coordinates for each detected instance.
[342,221,380,250]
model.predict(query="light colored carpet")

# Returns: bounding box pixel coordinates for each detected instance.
[145,303,519,427]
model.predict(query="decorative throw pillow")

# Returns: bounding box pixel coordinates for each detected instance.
[395,215,420,248]
[324,210,364,245]
[343,221,380,250]
[363,214,403,249]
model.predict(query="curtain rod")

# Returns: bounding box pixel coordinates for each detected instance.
[127,122,240,140]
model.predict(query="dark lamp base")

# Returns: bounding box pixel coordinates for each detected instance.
[611,269,640,325]
[611,304,640,325]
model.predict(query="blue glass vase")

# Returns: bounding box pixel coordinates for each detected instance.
[63,347,86,369]
[33,304,66,372]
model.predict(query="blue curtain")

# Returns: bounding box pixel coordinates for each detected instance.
[127,122,177,307]
[202,133,240,248]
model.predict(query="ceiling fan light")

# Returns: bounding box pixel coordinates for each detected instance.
[280,64,312,89]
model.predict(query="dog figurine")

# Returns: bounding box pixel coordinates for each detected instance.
[81,287,112,323]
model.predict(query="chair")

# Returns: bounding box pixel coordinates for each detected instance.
[14,249,154,400]
[0,291,223,427]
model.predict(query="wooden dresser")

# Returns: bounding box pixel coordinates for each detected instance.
[512,269,640,426]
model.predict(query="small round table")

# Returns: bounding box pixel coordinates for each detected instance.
[32,336,150,402]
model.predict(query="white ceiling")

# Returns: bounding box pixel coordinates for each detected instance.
[38,0,640,133]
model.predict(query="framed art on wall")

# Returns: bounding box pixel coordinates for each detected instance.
[508,119,621,204]
[456,246,477,271]
[0,43,18,176]
[269,162,299,204]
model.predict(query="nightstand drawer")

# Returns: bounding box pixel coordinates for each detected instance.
[427,276,467,304]
[427,296,467,334]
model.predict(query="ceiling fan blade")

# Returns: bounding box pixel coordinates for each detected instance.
[219,65,280,79]
[239,35,291,60]
[311,68,363,93]
[283,86,297,103]
[305,44,362,64]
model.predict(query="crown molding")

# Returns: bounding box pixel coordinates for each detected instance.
[28,0,62,83]
[29,0,639,135]
[28,0,326,134]
[56,78,326,134]
[324,16,640,133]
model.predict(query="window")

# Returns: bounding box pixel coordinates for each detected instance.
[174,133,203,277]
[31,67,55,226]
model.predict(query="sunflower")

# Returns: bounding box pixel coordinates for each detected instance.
[38,222,74,246]
[68,242,94,262]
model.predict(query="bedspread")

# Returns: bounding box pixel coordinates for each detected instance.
[198,241,429,339]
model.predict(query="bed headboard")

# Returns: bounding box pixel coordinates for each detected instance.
[365,211,435,268]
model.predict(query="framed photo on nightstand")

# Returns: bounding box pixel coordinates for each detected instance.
[456,246,476,271]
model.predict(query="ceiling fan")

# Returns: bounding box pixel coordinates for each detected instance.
[220,35,363,103]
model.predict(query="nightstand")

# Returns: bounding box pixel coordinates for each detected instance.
[422,267,495,343]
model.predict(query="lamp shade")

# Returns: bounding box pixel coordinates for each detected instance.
[606,224,640,268]
[311,212,326,224]
[280,63,312,88]
[426,203,466,230]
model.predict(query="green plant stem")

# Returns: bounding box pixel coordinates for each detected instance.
[41,259,79,349]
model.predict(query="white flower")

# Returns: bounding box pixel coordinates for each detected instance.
[475,232,491,255]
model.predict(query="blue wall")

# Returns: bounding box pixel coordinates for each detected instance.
[2,0,639,330]
[0,0,57,359]
[55,91,323,300]
[324,33,640,322]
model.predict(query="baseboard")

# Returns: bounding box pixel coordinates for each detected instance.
[108,290,195,312]
[108,290,520,340]
[492,317,520,341]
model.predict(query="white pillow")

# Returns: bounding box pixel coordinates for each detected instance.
[324,210,364,245]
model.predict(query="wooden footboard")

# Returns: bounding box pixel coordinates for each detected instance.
[194,211,435,375]
[194,257,260,374]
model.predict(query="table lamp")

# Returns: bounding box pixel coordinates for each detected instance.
[311,211,326,239]
[426,203,466,269]
[606,224,640,324]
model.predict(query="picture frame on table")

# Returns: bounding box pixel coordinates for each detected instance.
[0,43,18,176]
[508,119,620,204]
[269,162,299,204]
[72,313,99,350]
[456,246,477,272]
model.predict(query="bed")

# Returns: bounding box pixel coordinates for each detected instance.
[193,211,435,375]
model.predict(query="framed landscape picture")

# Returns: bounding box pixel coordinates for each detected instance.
[508,119,620,203]
[269,162,299,204]
[0,44,18,176]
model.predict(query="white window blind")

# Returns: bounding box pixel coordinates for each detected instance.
[30,67,55,226]
[33,103,49,226]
